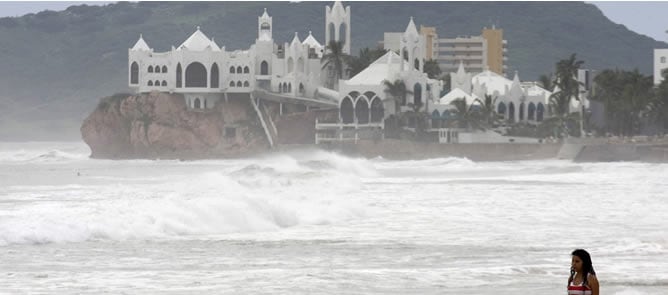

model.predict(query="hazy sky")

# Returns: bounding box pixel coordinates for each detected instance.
[0,1,666,42]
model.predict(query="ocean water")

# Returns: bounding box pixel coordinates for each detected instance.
[0,141,666,294]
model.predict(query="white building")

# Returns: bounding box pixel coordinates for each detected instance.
[654,48,668,85]
[335,17,443,125]
[430,62,554,124]
[128,3,351,111]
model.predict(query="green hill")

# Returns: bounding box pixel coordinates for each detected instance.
[0,1,664,140]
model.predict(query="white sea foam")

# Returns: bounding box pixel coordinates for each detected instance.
[1,142,666,293]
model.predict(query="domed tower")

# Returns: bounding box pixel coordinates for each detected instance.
[257,8,272,42]
[325,1,351,54]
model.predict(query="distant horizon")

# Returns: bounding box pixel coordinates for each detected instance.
[0,1,666,42]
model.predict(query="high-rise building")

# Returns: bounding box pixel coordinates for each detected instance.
[419,26,438,60]
[482,27,507,75]
[436,26,507,76]
[381,26,508,76]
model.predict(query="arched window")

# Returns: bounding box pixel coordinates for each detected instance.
[261,22,270,31]
[194,98,201,109]
[299,83,304,93]
[519,102,525,121]
[210,63,219,88]
[230,66,235,74]
[328,23,336,42]
[413,83,422,107]
[662,57,666,63]
[340,97,354,123]
[162,66,168,73]
[287,57,294,73]
[297,57,304,73]
[155,66,161,73]
[414,58,420,70]
[154,80,160,86]
[288,83,291,93]
[537,103,545,122]
[508,102,516,123]
[244,81,250,87]
[339,23,347,48]
[161,80,167,87]
[236,66,242,74]
[176,63,182,88]
[243,66,249,74]
[497,102,506,118]
[260,61,269,75]
[230,81,235,87]
[130,62,139,84]
[355,97,370,124]
[148,80,153,86]
[236,81,242,87]
[528,103,536,120]
[185,62,207,87]
[402,48,409,61]
[370,97,384,123]
[148,65,153,73]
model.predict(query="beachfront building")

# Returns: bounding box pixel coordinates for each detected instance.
[430,62,556,125]
[127,2,352,112]
[336,18,443,124]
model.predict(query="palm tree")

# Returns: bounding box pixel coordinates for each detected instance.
[383,79,413,115]
[321,40,351,89]
[548,53,584,137]
[449,98,483,130]
[539,73,553,91]
[474,94,498,128]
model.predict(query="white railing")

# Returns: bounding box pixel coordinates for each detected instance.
[315,132,359,144]
[315,118,384,130]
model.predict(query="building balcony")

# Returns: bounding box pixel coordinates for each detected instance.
[437,55,484,61]
[439,47,484,52]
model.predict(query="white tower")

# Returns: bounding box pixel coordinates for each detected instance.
[325,1,351,54]
[258,8,272,41]
[400,17,425,72]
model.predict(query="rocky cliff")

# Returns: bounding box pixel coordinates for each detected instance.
[80,92,269,159]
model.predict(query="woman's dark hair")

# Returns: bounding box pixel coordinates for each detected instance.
[572,249,596,287]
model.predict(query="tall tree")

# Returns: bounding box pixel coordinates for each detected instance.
[321,40,351,89]
[593,69,653,136]
[474,94,498,128]
[423,59,442,79]
[539,73,553,91]
[449,98,483,130]
[647,69,668,134]
[548,53,584,137]
[383,79,413,114]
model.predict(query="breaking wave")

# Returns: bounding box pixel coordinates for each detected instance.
[0,149,373,246]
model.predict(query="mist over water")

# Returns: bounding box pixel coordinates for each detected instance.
[1,142,666,294]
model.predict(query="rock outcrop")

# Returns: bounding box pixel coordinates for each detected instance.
[81,92,269,159]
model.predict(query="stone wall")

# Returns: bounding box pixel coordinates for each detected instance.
[323,139,562,161]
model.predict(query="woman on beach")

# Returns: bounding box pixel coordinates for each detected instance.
[568,249,599,295]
